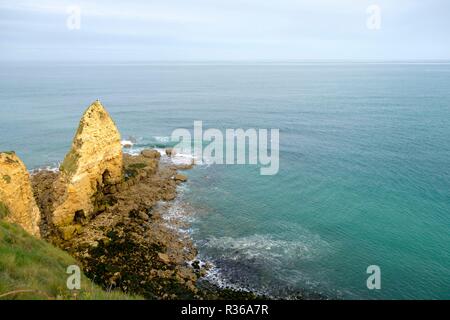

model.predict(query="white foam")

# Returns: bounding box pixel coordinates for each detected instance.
[154,147,202,166]
[195,234,330,298]
[121,140,135,148]
[123,147,143,156]
[202,261,255,293]
[170,152,197,166]
[201,234,326,261]
[153,147,166,156]
[30,163,61,174]
[164,204,195,225]
[123,145,200,167]
[153,136,170,143]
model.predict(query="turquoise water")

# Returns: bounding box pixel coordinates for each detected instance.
[0,62,449,299]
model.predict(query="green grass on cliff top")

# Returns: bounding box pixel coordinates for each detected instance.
[0,221,141,300]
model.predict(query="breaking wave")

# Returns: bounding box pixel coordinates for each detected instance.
[195,233,332,298]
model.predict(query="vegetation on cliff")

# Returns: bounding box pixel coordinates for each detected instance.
[32,152,203,299]
[0,202,9,219]
[0,101,262,300]
[53,100,123,229]
[0,220,140,300]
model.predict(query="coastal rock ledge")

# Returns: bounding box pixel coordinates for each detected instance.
[52,100,123,230]
[1,101,262,299]
[0,151,41,237]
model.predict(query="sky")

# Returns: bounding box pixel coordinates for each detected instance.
[1,0,449,61]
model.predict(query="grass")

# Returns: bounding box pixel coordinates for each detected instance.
[0,221,142,300]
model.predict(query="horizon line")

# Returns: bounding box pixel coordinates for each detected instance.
[1,58,450,64]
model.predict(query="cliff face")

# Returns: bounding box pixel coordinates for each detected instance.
[0,152,41,237]
[52,101,123,229]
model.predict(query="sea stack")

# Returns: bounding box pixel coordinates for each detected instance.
[52,101,123,232]
[0,152,41,237]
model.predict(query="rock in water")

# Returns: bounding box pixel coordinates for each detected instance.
[165,148,175,157]
[0,152,41,237]
[174,174,187,182]
[52,101,123,229]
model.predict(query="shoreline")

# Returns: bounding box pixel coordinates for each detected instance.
[17,142,326,300]
[30,148,263,300]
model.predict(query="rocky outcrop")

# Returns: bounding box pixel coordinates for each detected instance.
[51,101,123,230]
[165,148,175,157]
[174,174,187,182]
[0,152,41,237]
[55,152,199,299]
[141,149,161,159]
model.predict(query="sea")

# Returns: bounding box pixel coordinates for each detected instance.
[0,61,449,299]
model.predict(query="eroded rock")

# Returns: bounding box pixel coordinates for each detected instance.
[174,174,187,182]
[0,152,41,237]
[141,149,161,159]
[52,101,123,230]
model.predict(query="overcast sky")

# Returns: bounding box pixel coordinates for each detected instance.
[1,0,449,61]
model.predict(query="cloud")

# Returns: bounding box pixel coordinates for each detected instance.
[1,0,449,60]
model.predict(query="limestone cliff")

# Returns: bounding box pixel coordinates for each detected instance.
[0,152,41,237]
[52,101,123,229]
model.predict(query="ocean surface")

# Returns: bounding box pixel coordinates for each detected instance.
[0,61,449,299]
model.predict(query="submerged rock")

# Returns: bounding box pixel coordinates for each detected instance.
[51,101,123,230]
[0,152,41,237]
